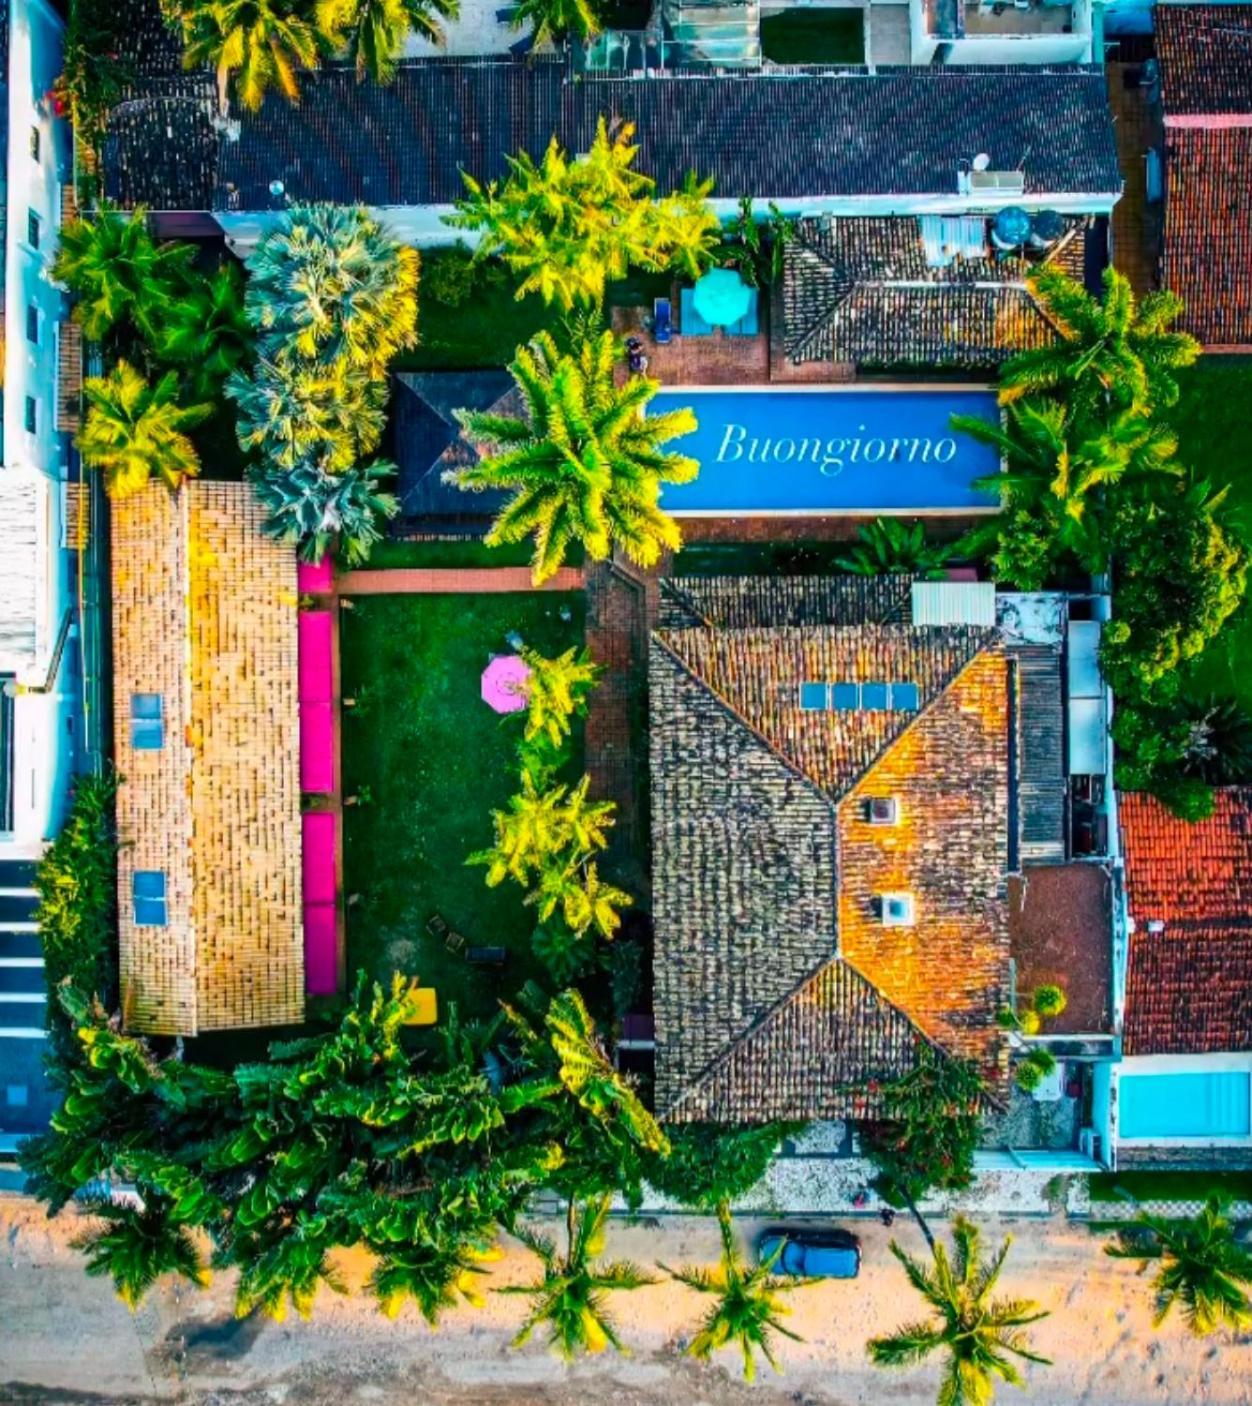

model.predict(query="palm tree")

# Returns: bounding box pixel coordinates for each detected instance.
[661,1202,811,1382]
[499,1197,655,1358]
[999,266,1199,415]
[171,0,329,112]
[1106,1196,1252,1336]
[868,1217,1050,1406]
[528,859,631,940]
[522,646,602,749]
[78,362,212,498]
[53,203,194,345]
[469,773,612,888]
[451,327,699,583]
[1176,696,1252,784]
[243,203,419,373]
[317,0,458,82]
[251,459,399,565]
[370,1240,499,1323]
[836,517,955,578]
[74,1196,209,1310]
[158,261,253,400]
[507,0,600,47]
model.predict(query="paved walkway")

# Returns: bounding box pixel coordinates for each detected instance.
[339,566,584,595]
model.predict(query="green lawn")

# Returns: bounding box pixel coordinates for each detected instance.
[760,8,865,63]
[339,592,585,1022]
[1088,1171,1252,1204]
[1171,357,1252,709]
[364,539,540,571]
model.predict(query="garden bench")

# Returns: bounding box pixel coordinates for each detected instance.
[467,945,508,966]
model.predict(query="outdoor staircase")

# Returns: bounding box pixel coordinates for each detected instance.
[663,0,762,67]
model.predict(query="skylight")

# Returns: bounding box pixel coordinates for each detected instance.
[798,682,922,713]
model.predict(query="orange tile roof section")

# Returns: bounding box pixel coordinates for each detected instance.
[1118,787,1252,1055]
[112,482,305,1035]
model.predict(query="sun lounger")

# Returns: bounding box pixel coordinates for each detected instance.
[727,291,760,337]
[445,929,466,954]
[653,297,673,344]
[680,287,714,337]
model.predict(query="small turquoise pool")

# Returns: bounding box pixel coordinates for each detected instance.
[1119,1071,1252,1140]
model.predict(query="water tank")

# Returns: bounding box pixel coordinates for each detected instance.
[1028,209,1065,249]
[991,205,1031,251]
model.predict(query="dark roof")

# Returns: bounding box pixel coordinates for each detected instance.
[1119,788,1252,1055]
[105,59,1123,212]
[391,371,512,520]
[1162,127,1252,348]
[782,216,1100,368]
[650,577,1011,1123]
[1155,4,1252,116]
[1013,643,1066,864]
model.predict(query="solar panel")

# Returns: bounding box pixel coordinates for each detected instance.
[860,682,890,711]
[799,682,828,711]
[832,683,860,711]
[891,682,921,712]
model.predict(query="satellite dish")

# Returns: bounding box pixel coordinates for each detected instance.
[972,153,992,172]
[269,179,285,198]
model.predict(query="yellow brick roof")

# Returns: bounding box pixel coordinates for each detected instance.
[112,482,304,1034]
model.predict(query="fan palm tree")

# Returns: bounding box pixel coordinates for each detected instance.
[451,327,699,584]
[158,261,253,400]
[317,0,458,82]
[251,459,399,565]
[370,1240,500,1323]
[78,362,212,498]
[74,1196,209,1310]
[507,0,600,44]
[868,1217,1050,1406]
[1106,1195,1252,1336]
[243,203,419,373]
[499,1196,656,1358]
[1176,696,1252,784]
[53,203,194,345]
[836,517,955,578]
[172,0,329,112]
[999,266,1199,415]
[661,1202,812,1382]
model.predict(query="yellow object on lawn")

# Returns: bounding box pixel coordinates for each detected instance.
[404,987,439,1026]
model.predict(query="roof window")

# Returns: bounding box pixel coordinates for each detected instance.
[880,892,915,927]
[799,682,921,712]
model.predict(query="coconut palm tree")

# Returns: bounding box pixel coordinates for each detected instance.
[78,362,212,498]
[74,1196,209,1310]
[451,327,699,584]
[317,0,458,82]
[499,1196,656,1358]
[369,1240,499,1323]
[661,1202,812,1382]
[998,266,1199,415]
[251,459,399,565]
[868,1217,1050,1406]
[53,203,194,345]
[171,0,329,112]
[1106,1196,1252,1336]
[243,203,419,373]
[507,0,600,44]
[158,261,253,400]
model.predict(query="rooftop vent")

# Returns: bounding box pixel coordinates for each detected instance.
[879,892,915,927]
[867,797,899,827]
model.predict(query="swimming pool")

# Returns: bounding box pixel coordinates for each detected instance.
[653,386,1002,516]
[1118,1071,1252,1140]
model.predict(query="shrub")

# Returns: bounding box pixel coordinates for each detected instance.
[644,1123,796,1210]
[424,244,479,307]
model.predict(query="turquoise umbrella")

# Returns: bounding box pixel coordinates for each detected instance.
[692,268,753,327]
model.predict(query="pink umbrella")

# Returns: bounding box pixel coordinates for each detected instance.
[481,654,531,714]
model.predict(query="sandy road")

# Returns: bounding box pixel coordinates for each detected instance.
[3,1196,1251,1406]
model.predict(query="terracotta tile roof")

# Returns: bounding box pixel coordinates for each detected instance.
[113,483,304,1035]
[1119,787,1252,1055]
[783,216,1098,368]
[650,577,1011,1123]
[1162,127,1252,347]
[1155,4,1252,117]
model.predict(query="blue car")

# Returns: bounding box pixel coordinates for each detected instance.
[758,1226,861,1279]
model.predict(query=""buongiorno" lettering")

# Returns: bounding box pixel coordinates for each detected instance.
[716,422,958,476]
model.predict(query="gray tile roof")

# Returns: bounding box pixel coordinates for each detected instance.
[391,371,512,521]
[104,58,1123,212]
[782,216,1101,368]
[650,577,1012,1123]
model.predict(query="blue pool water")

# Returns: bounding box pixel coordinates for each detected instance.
[1119,1071,1252,1139]
[653,387,1002,515]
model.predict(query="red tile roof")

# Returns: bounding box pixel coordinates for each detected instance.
[1155,4,1252,117]
[1119,788,1252,1054]
[1162,128,1252,348]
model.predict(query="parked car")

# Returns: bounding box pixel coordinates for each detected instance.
[757,1225,861,1279]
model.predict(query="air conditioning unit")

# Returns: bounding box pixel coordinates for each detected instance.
[880,893,915,927]
[867,797,899,826]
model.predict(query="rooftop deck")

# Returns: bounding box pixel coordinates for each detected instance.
[1009,862,1113,1036]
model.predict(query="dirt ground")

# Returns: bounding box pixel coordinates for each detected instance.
[3,1196,1251,1406]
